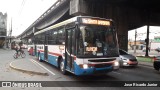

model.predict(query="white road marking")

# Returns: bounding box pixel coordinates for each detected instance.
[30,59,56,76]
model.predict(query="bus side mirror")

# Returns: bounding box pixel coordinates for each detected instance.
[76,25,80,38]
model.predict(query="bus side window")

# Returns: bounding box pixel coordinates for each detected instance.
[41,33,45,44]
[78,31,84,55]
[34,35,37,44]
[61,29,65,44]
[37,34,42,44]
[48,30,53,44]
[53,31,58,44]
[57,28,65,44]
[48,31,51,44]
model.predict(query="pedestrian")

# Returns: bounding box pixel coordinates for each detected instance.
[29,47,34,56]
[14,43,20,54]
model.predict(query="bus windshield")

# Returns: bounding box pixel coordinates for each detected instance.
[78,25,119,58]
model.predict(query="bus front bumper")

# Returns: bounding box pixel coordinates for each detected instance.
[74,63,114,76]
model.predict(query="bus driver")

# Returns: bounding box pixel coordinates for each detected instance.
[104,33,114,48]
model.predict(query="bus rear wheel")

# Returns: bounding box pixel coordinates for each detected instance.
[38,53,43,62]
[60,59,67,75]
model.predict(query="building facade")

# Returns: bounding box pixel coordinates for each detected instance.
[151,36,160,50]
[0,12,7,48]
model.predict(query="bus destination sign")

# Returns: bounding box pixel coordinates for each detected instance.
[82,18,110,26]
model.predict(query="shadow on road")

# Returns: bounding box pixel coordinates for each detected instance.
[74,74,118,81]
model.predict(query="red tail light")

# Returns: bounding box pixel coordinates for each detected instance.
[153,57,157,61]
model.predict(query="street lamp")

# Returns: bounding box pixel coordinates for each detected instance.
[134,29,137,53]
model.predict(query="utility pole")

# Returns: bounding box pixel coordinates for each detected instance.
[145,25,149,57]
[8,18,12,49]
[145,9,150,57]
[10,18,12,43]
[134,29,137,53]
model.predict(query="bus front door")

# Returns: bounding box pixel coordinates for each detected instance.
[44,33,48,60]
[65,28,76,71]
[44,46,48,60]
[34,45,37,56]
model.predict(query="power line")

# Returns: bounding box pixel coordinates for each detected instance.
[18,0,26,16]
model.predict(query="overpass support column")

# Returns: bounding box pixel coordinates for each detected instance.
[70,0,88,15]
[116,8,128,51]
[117,23,128,51]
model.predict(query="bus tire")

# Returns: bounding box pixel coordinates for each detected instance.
[38,53,43,62]
[60,59,67,75]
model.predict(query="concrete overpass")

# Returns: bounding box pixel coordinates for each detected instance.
[17,0,160,56]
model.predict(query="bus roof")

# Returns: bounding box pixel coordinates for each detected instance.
[34,16,112,35]
[34,16,78,35]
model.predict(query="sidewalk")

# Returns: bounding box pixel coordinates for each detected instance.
[138,61,153,67]
[128,50,160,57]
[9,58,48,76]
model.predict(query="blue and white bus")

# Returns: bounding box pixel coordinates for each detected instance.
[34,16,119,75]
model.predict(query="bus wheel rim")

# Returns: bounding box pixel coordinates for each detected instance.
[60,61,64,72]
[39,55,40,60]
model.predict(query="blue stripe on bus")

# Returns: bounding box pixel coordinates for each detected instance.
[74,63,94,75]
[38,51,113,75]
[38,52,58,67]
[48,54,58,67]
[74,62,113,75]
[39,52,45,60]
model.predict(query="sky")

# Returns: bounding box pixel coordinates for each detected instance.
[0,0,57,36]
[1,0,160,38]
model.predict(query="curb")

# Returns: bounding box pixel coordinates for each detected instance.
[136,55,155,58]
[138,63,153,67]
[9,60,49,76]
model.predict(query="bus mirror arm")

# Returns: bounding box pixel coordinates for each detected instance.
[75,24,79,39]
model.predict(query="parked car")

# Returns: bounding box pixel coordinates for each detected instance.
[119,49,138,67]
[153,56,160,71]
[155,47,160,53]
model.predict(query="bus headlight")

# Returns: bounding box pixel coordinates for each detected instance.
[113,60,119,70]
[83,64,88,69]
[114,61,119,66]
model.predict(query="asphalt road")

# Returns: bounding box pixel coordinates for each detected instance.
[0,49,160,90]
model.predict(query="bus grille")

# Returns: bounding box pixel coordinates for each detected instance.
[89,63,113,68]
[88,59,115,62]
